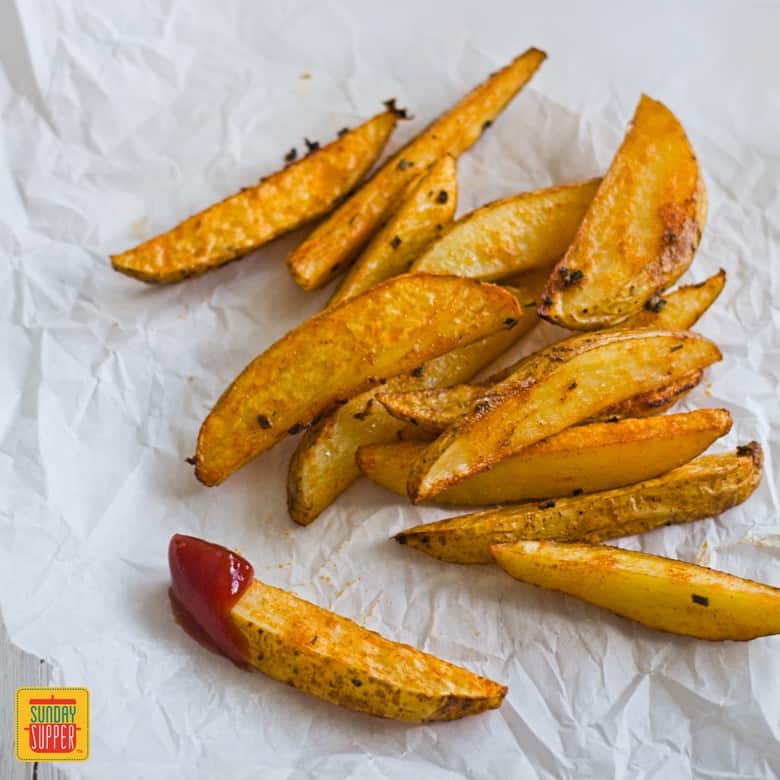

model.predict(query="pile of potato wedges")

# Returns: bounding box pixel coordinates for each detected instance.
[116,48,777,722]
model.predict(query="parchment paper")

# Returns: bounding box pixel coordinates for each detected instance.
[1,1,779,777]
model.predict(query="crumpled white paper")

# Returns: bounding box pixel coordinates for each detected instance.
[1,1,779,777]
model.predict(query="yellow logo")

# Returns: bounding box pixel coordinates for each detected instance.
[15,688,89,762]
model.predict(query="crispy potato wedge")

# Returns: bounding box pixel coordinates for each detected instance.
[395,444,763,563]
[619,270,725,330]
[379,273,723,432]
[406,329,722,502]
[380,367,705,431]
[286,48,546,290]
[194,274,521,485]
[233,582,506,720]
[411,179,600,280]
[287,273,548,524]
[539,95,707,329]
[329,156,458,305]
[359,409,732,505]
[490,519,780,639]
[112,110,398,283]
[170,535,506,721]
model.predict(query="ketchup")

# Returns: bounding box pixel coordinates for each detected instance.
[168,534,254,667]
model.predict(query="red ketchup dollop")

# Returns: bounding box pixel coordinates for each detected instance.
[168,534,254,667]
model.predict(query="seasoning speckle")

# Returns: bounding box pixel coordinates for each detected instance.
[645,296,667,313]
[185,456,197,466]
[559,267,584,287]
[482,119,493,131]
[397,159,413,171]
[383,98,410,119]
[411,365,424,377]
[572,488,584,496]
[691,594,709,607]
[390,235,402,250]
[337,127,349,137]
[284,148,297,163]
[539,500,556,509]
[257,414,273,429]
[351,678,363,687]
[670,344,684,352]
[304,138,319,153]
[436,190,449,204]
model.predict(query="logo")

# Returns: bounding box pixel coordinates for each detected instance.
[16,688,89,762]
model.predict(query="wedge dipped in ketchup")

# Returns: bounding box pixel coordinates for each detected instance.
[168,535,506,722]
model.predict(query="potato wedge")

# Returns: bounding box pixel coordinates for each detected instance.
[194,274,521,485]
[378,272,723,432]
[395,444,763,563]
[406,329,722,502]
[411,179,600,280]
[112,110,398,283]
[539,95,707,329]
[490,526,779,639]
[619,270,725,330]
[380,366,705,431]
[360,409,732,505]
[286,48,546,290]
[287,273,548,524]
[329,156,458,305]
[170,534,506,720]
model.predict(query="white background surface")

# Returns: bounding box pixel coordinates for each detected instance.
[1,1,779,777]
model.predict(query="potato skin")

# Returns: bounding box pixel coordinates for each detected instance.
[396,444,763,564]
[231,580,506,721]
[406,329,722,502]
[194,274,521,485]
[287,48,546,290]
[359,409,731,505]
[111,110,397,283]
[412,179,600,281]
[539,95,707,329]
[286,274,547,524]
[329,155,458,306]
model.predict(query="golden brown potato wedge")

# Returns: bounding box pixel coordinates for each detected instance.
[170,534,506,721]
[395,444,762,563]
[406,329,722,502]
[287,273,548,524]
[329,156,458,305]
[380,367,705,432]
[619,270,725,330]
[378,272,723,432]
[112,110,398,283]
[490,521,779,639]
[194,274,521,485]
[539,95,707,329]
[359,409,732,505]
[411,178,600,280]
[286,48,546,290]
